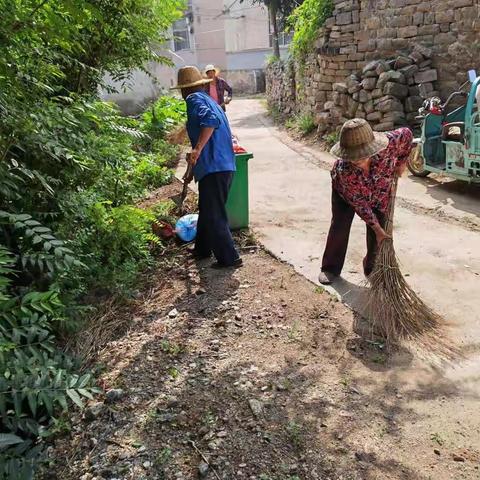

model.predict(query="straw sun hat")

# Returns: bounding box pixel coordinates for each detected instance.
[171,66,212,90]
[204,64,220,75]
[330,118,389,162]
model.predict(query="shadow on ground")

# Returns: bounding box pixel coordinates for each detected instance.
[44,251,480,480]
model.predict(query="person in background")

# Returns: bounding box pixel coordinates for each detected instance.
[204,64,232,111]
[318,118,413,285]
[172,66,242,269]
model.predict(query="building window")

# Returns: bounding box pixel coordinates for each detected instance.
[173,17,191,51]
[268,17,292,47]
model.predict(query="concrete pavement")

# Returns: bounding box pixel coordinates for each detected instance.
[227,99,480,354]
[177,98,480,474]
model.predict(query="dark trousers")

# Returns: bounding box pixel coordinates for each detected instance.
[321,189,386,277]
[195,172,239,265]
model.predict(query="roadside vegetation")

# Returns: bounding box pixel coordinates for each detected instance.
[285,113,317,136]
[0,0,185,477]
[264,0,334,134]
[288,0,334,60]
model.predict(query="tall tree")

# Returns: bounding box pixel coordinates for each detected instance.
[239,0,300,58]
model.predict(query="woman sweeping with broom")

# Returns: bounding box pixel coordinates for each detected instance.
[318,118,413,285]
[319,119,458,354]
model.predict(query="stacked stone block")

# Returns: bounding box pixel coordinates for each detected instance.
[266,0,480,133]
[265,60,296,115]
[318,45,438,133]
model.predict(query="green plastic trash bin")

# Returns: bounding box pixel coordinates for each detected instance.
[226,152,253,230]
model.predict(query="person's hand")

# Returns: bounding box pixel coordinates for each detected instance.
[188,148,200,166]
[372,223,391,245]
[374,227,391,245]
[396,162,407,176]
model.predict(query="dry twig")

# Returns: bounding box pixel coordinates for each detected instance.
[189,440,222,480]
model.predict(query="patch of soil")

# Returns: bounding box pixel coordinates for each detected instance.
[138,179,198,215]
[41,246,479,480]
[40,177,480,480]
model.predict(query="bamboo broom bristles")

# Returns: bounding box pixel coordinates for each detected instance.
[365,177,460,360]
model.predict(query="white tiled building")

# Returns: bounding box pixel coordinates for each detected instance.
[102,0,291,113]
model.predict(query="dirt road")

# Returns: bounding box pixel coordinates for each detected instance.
[228,98,480,351]
[46,246,480,480]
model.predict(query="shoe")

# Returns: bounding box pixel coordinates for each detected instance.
[187,245,211,260]
[211,258,243,270]
[318,271,337,285]
[193,252,211,261]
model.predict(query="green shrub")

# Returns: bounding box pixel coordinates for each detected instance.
[0,0,186,472]
[132,154,173,191]
[142,96,187,141]
[285,113,317,136]
[265,53,280,66]
[325,130,340,147]
[285,117,297,130]
[289,0,334,59]
[297,113,316,135]
[0,248,99,479]
[267,103,284,123]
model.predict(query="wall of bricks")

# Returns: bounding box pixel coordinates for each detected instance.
[266,0,480,131]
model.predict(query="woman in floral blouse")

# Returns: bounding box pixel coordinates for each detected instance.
[318,118,413,285]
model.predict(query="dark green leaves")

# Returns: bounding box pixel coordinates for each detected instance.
[0,1,185,476]
[288,0,334,59]
[0,434,24,450]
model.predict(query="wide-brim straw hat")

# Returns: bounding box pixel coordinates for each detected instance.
[330,118,389,162]
[171,66,212,90]
[204,64,220,75]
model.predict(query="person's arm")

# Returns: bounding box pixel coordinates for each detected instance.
[389,127,413,175]
[333,173,390,244]
[188,127,215,165]
[224,79,233,99]
[187,96,220,165]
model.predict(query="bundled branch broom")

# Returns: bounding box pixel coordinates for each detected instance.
[366,176,457,357]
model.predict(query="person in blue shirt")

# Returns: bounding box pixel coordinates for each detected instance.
[173,66,241,268]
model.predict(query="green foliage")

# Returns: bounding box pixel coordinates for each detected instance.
[324,130,340,147]
[288,0,334,59]
[65,203,161,294]
[267,104,284,123]
[0,0,185,94]
[298,113,316,135]
[0,0,186,475]
[265,53,280,66]
[286,420,304,449]
[285,113,316,135]
[142,96,187,141]
[0,256,99,479]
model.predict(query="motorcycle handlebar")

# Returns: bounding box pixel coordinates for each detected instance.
[442,91,468,110]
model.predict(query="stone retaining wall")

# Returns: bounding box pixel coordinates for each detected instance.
[266,0,480,132]
[225,69,266,95]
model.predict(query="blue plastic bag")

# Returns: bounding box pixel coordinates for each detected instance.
[175,214,199,242]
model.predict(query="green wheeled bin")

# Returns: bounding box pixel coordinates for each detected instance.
[226,152,253,230]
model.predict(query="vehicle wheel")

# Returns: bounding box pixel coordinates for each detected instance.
[407,145,430,177]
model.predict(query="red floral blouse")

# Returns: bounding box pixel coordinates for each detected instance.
[331,127,413,227]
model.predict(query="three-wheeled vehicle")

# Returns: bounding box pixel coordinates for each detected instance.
[408,70,480,183]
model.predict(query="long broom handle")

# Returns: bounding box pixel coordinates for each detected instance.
[385,175,399,236]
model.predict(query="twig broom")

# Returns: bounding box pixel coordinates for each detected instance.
[366,177,457,357]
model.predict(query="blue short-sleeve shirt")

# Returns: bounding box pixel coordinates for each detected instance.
[185,91,235,182]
